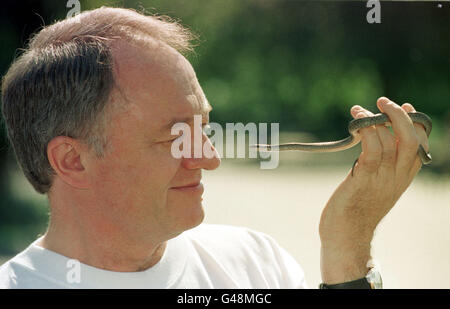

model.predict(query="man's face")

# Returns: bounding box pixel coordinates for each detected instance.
[85,41,220,241]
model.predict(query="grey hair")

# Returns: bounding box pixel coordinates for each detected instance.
[1,7,195,194]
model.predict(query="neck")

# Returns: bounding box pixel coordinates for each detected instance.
[38,183,167,272]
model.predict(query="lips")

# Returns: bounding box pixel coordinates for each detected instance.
[171,181,201,189]
[170,181,204,194]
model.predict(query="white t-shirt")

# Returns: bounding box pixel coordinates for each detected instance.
[0,224,307,289]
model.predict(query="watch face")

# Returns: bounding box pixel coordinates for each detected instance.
[366,268,383,289]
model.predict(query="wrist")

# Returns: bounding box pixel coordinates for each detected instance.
[319,202,377,245]
[320,260,382,289]
[320,242,373,284]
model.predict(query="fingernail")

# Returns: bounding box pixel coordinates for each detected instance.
[402,103,416,112]
[377,97,390,111]
[377,97,389,105]
[355,111,366,119]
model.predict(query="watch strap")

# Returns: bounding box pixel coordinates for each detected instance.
[319,277,372,289]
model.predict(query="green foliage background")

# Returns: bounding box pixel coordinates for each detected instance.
[0,0,448,254]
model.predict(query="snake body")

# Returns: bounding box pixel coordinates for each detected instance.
[253,112,432,164]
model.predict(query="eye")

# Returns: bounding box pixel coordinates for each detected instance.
[167,135,181,143]
[202,123,212,137]
[158,135,181,145]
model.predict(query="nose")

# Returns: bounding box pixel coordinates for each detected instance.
[181,132,221,170]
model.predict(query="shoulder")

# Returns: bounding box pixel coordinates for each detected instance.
[0,254,29,289]
[185,223,264,241]
[185,224,281,255]
[182,224,307,288]
[0,242,70,289]
[0,260,15,288]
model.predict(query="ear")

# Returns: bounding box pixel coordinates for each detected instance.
[47,136,90,190]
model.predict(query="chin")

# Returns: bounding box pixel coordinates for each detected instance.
[184,202,205,230]
[166,200,205,237]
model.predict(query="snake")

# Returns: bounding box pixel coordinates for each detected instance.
[252,112,432,166]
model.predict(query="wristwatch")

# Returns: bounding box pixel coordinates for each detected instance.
[319,267,382,289]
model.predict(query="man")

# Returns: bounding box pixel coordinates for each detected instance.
[0,7,429,288]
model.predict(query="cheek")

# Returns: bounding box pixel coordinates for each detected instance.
[90,145,182,200]
[139,145,183,186]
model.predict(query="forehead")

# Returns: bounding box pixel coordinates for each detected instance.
[111,40,211,130]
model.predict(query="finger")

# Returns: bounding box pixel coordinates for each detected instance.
[350,105,382,176]
[402,103,429,151]
[376,121,397,174]
[377,97,419,175]
[401,103,429,178]
[354,105,396,177]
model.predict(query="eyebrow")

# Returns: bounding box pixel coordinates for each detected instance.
[159,104,212,133]
[160,116,194,133]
